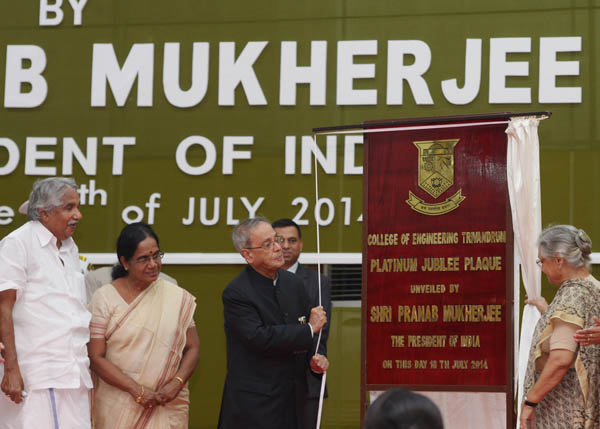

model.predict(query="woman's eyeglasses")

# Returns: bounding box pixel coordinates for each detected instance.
[133,251,165,265]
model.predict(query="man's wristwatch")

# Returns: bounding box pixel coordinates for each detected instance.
[523,397,538,408]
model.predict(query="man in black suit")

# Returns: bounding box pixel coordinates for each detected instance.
[218,217,329,429]
[272,218,332,429]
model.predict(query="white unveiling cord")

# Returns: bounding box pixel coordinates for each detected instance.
[311,119,507,426]
[312,133,326,429]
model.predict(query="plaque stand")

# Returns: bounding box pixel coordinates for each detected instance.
[314,112,550,429]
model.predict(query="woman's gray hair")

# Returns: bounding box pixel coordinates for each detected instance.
[27,177,78,221]
[232,217,270,252]
[538,224,592,270]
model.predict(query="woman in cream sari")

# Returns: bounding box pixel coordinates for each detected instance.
[520,225,600,429]
[88,222,200,429]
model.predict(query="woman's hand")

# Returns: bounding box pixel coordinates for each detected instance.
[574,316,600,346]
[132,385,159,410]
[519,403,535,429]
[525,296,548,314]
[156,378,182,405]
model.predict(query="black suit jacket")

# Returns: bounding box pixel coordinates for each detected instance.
[295,263,331,399]
[218,266,313,429]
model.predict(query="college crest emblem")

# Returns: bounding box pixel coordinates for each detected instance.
[406,139,465,215]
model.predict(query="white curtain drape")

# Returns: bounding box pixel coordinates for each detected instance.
[506,117,543,423]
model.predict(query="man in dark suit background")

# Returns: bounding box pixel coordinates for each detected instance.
[218,217,329,429]
[272,218,332,429]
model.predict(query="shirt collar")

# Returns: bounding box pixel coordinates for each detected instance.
[32,220,74,251]
[287,261,299,274]
[247,265,279,287]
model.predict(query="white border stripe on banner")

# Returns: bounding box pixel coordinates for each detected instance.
[82,250,600,266]
[81,252,363,265]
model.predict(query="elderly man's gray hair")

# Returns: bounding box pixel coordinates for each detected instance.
[232,217,271,252]
[27,177,78,221]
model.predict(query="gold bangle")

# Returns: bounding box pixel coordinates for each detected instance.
[174,376,185,388]
[135,384,144,403]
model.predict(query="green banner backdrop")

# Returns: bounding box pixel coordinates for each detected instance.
[0,2,597,427]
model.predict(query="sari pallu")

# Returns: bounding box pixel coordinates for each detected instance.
[523,277,600,429]
[92,278,196,429]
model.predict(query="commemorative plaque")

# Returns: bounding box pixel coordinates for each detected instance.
[359,114,518,427]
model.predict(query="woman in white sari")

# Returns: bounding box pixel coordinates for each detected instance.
[88,222,200,429]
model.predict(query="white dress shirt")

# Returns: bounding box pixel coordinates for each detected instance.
[0,221,92,391]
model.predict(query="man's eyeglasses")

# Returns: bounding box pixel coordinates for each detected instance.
[245,235,284,251]
[133,251,165,265]
[536,258,545,267]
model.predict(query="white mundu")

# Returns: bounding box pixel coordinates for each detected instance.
[0,385,91,429]
[0,221,92,429]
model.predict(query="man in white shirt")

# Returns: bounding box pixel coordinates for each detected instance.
[0,177,92,429]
